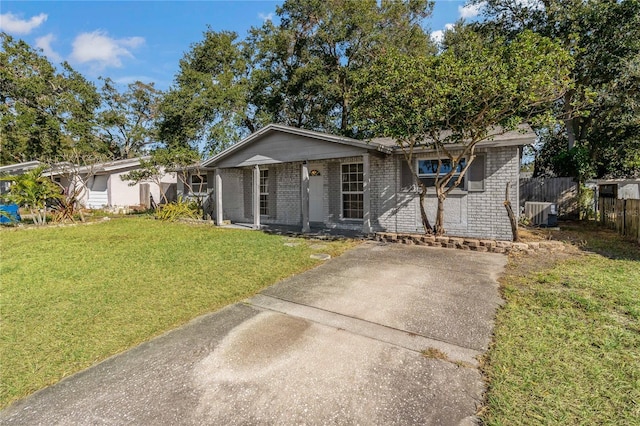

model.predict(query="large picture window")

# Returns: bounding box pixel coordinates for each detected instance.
[417,158,466,188]
[259,169,269,216]
[341,163,363,219]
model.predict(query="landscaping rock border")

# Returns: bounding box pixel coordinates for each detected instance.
[374,232,565,255]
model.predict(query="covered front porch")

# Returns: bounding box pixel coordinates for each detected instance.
[202,124,391,235]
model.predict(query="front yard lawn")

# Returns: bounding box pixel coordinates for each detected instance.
[482,223,640,424]
[0,217,355,408]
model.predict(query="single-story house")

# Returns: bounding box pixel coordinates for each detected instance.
[1,158,177,210]
[199,124,534,240]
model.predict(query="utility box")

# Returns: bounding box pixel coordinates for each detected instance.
[524,201,557,226]
[0,204,21,224]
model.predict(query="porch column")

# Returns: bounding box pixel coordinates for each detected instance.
[301,162,310,233]
[253,164,260,229]
[176,176,185,198]
[362,153,371,234]
[214,168,223,226]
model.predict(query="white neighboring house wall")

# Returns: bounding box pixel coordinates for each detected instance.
[73,158,176,209]
[0,158,177,209]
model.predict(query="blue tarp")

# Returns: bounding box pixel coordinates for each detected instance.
[0,204,21,223]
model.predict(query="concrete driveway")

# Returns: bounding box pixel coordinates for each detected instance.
[0,242,506,425]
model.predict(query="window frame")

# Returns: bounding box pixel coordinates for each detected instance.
[340,162,364,220]
[259,169,269,216]
[413,155,485,192]
[190,174,208,194]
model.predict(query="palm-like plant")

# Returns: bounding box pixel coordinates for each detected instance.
[0,166,62,225]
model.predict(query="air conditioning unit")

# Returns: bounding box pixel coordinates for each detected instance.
[524,202,558,227]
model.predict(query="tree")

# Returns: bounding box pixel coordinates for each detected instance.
[157,0,436,153]
[354,28,572,235]
[120,147,200,206]
[46,149,109,222]
[0,33,104,165]
[157,30,252,154]
[246,0,436,137]
[0,165,62,225]
[98,78,162,159]
[473,0,640,179]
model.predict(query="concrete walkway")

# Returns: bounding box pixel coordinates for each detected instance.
[0,242,506,425]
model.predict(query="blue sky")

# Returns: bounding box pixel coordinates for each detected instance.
[0,1,483,91]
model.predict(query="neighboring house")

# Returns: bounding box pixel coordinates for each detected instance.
[0,158,177,210]
[202,124,534,240]
[72,157,177,209]
[0,161,43,196]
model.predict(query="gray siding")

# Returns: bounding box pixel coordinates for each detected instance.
[216,146,520,240]
[216,132,368,168]
[374,147,519,240]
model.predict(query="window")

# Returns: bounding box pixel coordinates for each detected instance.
[341,163,363,219]
[191,174,208,193]
[260,169,268,216]
[417,158,466,188]
[413,155,485,191]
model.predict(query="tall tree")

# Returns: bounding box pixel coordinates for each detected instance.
[247,0,436,137]
[157,30,251,154]
[354,28,572,235]
[158,0,436,153]
[98,78,162,159]
[473,0,640,179]
[0,33,104,165]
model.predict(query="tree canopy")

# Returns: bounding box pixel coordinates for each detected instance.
[0,33,104,165]
[473,0,640,179]
[98,78,162,159]
[157,0,437,154]
[354,27,572,234]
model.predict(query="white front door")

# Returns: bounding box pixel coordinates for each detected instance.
[309,167,324,223]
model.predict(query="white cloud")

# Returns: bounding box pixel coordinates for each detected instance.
[431,23,454,44]
[70,30,145,70]
[258,12,273,22]
[35,33,62,62]
[458,2,486,19]
[0,12,47,35]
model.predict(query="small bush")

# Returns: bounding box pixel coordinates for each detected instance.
[155,198,201,221]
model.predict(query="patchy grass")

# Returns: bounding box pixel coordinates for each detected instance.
[481,222,640,425]
[0,217,356,408]
[421,347,448,360]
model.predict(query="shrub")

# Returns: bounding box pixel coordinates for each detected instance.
[155,198,201,221]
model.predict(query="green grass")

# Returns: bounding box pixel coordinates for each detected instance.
[0,217,355,408]
[482,223,640,425]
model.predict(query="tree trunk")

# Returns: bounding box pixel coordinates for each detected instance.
[504,182,519,242]
[418,188,432,234]
[564,90,576,150]
[433,183,446,236]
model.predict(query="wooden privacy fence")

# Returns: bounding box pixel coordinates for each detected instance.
[520,177,578,217]
[600,197,640,243]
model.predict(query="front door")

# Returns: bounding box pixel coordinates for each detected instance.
[309,166,324,223]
